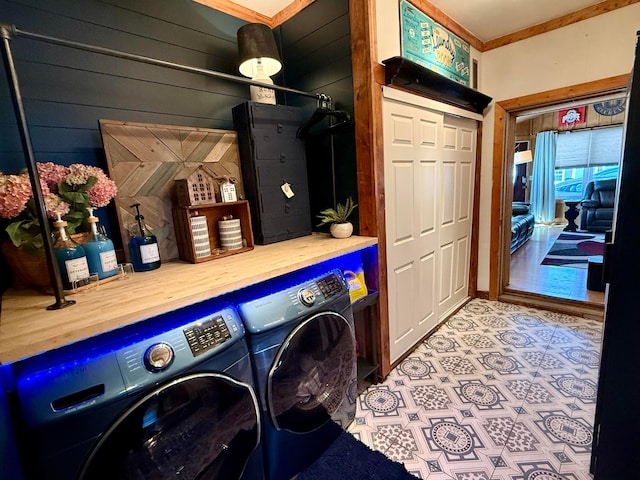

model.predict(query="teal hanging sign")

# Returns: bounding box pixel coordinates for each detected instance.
[400,0,470,86]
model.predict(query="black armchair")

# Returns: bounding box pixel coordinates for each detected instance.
[580,178,616,232]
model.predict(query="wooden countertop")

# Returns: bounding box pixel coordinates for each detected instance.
[0,234,377,364]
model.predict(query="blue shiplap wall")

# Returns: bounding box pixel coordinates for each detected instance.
[0,0,356,288]
[277,0,358,233]
[0,0,250,175]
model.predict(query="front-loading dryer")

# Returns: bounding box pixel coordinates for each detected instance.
[9,303,263,480]
[238,268,357,480]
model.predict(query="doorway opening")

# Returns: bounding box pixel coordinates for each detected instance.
[489,76,629,317]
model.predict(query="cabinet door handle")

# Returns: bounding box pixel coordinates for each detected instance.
[277,123,283,133]
[280,153,286,163]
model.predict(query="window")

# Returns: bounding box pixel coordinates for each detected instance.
[554,127,622,201]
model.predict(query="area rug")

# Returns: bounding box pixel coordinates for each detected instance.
[298,429,418,480]
[541,232,605,269]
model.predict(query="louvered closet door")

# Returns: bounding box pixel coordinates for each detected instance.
[383,96,477,363]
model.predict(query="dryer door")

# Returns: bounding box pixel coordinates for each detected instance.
[267,311,355,433]
[78,373,260,480]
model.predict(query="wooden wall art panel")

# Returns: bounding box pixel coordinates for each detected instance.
[99,120,244,262]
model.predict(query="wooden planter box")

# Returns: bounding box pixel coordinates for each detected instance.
[172,200,254,263]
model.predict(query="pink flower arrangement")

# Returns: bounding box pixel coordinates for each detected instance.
[0,162,117,253]
[0,173,32,219]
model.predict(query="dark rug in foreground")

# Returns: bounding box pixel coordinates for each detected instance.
[541,232,605,269]
[297,430,418,480]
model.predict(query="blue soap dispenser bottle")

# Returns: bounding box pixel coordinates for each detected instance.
[128,203,161,272]
[83,207,118,279]
[53,212,91,290]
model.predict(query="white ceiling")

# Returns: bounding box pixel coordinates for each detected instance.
[231,0,296,17]
[231,0,607,41]
[427,0,607,41]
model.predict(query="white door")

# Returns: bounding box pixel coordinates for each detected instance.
[383,91,477,363]
[438,115,476,315]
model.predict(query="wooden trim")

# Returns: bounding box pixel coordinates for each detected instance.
[468,122,482,297]
[350,0,390,378]
[196,0,636,50]
[406,0,483,51]
[484,0,640,51]
[476,290,490,300]
[489,102,506,299]
[271,0,316,27]
[192,0,272,25]
[193,0,315,27]
[500,75,630,111]
[500,290,604,321]
[500,115,517,288]
[489,75,629,301]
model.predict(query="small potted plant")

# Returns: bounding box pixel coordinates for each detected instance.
[316,196,358,239]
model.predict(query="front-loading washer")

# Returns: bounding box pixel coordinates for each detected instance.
[8,302,264,480]
[238,268,357,480]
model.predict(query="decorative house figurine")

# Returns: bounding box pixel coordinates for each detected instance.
[175,165,217,207]
[219,176,238,202]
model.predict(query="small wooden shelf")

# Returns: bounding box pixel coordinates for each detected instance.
[172,201,254,263]
[382,56,492,114]
[352,291,380,393]
[352,291,379,313]
[357,356,379,393]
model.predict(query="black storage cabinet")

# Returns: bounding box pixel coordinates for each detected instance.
[232,102,312,244]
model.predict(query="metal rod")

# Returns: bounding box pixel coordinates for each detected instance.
[0,25,75,310]
[9,25,324,102]
[0,22,332,308]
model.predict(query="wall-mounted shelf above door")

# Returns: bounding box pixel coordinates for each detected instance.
[382,56,492,114]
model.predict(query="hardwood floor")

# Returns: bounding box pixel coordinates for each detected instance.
[508,224,605,305]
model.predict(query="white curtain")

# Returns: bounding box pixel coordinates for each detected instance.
[530,131,557,224]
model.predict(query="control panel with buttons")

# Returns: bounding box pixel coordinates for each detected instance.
[116,307,243,390]
[183,315,232,357]
[238,269,349,334]
[316,273,343,298]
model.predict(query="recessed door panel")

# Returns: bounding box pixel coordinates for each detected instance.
[443,125,457,150]
[439,241,454,304]
[392,160,415,245]
[419,160,437,235]
[418,253,436,328]
[392,114,413,145]
[419,119,438,147]
[460,128,474,152]
[391,262,416,350]
[441,162,456,226]
[459,162,473,222]
[456,236,469,293]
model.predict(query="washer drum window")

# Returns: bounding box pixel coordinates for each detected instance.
[78,373,260,480]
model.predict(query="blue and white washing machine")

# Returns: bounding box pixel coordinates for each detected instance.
[238,268,357,480]
[8,302,264,480]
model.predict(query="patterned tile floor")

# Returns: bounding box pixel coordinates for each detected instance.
[348,299,602,480]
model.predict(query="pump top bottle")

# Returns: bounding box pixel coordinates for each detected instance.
[128,203,161,272]
[53,213,90,290]
[83,207,118,280]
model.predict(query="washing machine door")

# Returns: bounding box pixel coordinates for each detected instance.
[78,373,260,480]
[267,310,355,433]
